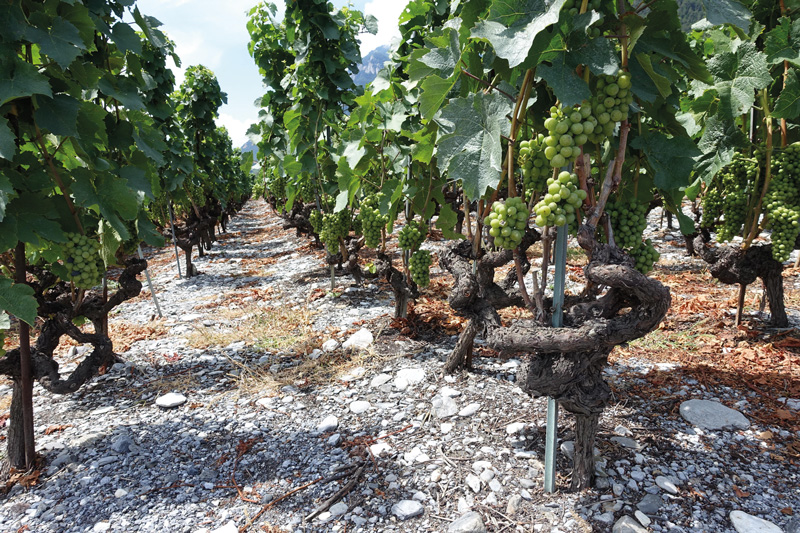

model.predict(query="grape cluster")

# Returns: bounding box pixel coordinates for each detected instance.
[267,172,286,199]
[319,210,350,248]
[765,143,800,261]
[409,249,432,288]
[532,171,585,228]
[297,176,315,204]
[587,71,633,144]
[518,135,550,200]
[629,239,660,274]
[309,209,323,234]
[717,154,756,242]
[484,197,529,250]
[63,233,104,289]
[398,220,426,252]
[542,105,593,168]
[562,0,604,36]
[358,195,388,248]
[769,206,800,262]
[700,186,724,228]
[605,199,648,250]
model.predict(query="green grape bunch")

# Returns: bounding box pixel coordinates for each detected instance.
[309,209,323,234]
[409,249,432,288]
[358,195,388,249]
[518,135,550,200]
[701,184,724,228]
[717,154,757,242]
[587,71,633,144]
[542,104,594,168]
[769,206,800,262]
[629,239,660,274]
[319,210,350,249]
[398,220,426,252]
[63,233,105,289]
[484,197,530,250]
[764,143,800,261]
[532,171,585,229]
[605,199,648,250]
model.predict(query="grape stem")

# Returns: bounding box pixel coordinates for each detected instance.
[587,120,631,229]
[459,66,515,102]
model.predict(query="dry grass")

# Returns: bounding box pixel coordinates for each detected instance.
[185,303,317,353]
[143,370,203,396]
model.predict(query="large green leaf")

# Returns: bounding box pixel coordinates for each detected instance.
[435,92,512,200]
[635,53,672,99]
[26,16,85,69]
[71,169,139,239]
[691,0,751,32]
[0,116,15,161]
[538,59,591,107]
[408,27,461,82]
[707,41,771,119]
[471,0,567,68]
[631,133,701,191]
[773,68,800,120]
[98,76,145,110]
[0,278,37,326]
[34,94,81,137]
[765,17,800,68]
[111,21,142,55]
[0,57,53,106]
[419,74,456,121]
[693,115,748,185]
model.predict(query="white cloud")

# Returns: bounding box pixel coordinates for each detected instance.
[359,0,410,55]
[217,112,251,147]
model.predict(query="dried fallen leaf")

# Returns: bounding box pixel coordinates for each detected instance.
[781,507,794,516]
[733,485,751,498]
[44,424,72,435]
[777,409,795,421]
[757,431,774,440]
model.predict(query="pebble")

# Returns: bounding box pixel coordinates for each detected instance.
[729,511,783,533]
[432,395,459,418]
[655,475,679,494]
[329,502,348,517]
[317,415,339,433]
[392,500,424,520]
[349,400,371,414]
[459,403,481,417]
[634,511,651,527]
[396,367,426,385]
[155,392,187,408]
[322,339,339,352]
[211,522,239,533]
[613,515,648,533]
[342,328,373,350]
[637,494,663,514]
[448,511,487,533]
[679,399,750,430]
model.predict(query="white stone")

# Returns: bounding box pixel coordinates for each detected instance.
[466,474,481,493]
[612,515,648,533]
[730,511,783,533]
[371,374,392,387]
[393,377,409,391]
[114,488,128,498]
[679,399,750,430]
[506,422,526,435]
[655,475,679,495]
[634,511,651,527]
[329,502,348,517]
[432,395,459,418]
[155,392,186,408]
[392,500,424,520]
[448,511,487,533]
[441,422,454,434]
[440,386,461,397]
[317,415,338,433]
[322,339,339,352]
[396,367,426,384]
[370,442,392,457]
[93,523,111,532]
[349,400,371,414]
[459,403,481,417]
[211,521,239,533]
[342,329,373,350]
[611,436,642,450]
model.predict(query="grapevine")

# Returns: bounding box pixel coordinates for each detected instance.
[484,197,529,250]
[409,249,432,288]
[358,195,389,249]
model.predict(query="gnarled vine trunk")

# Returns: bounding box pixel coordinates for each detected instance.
[441,225,670,489]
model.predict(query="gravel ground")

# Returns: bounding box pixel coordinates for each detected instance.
[0,199,798,533]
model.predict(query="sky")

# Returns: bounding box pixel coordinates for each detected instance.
[130,0,410,147]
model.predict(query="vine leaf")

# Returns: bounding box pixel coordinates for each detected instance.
[765,17,800,68]
[26,16,85,69]
[0,171,13,221]
[538,60,591,107]
[436,203,463,240]
[693,115,748,185]
[71,170,138,240]
[635,53,672,99]
[0,278,36,327]
[34,94,81,138]
[0,58,53,106]
[773,68,800,120]
[631,133,701,191]
[471,0,567,68]
[435,92,512,200]
[419,75,455,122]
[0,117,15,161]
[707,41,771,119]
[111,21,143,55]
[691,0,751,32]
[408,27,461,82]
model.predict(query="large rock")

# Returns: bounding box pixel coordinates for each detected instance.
[730,511,783,533]
[432,395,459,418]
[448,511,487,533]
[317,415,338,433]
[613,516,648,533]
[396,367,426,385]
[679,399,750,430]
[342,328,373,350]
[392,500,424,520]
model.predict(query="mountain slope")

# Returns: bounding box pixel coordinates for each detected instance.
[353,45,390,87]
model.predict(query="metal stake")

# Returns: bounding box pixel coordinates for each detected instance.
[167,201,183,279]
[138,245,163,318]
[544,224,568,493]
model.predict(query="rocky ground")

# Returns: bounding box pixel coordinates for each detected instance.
[0,199,798,533]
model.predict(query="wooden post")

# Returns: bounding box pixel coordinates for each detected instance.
[14,242,36,470]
